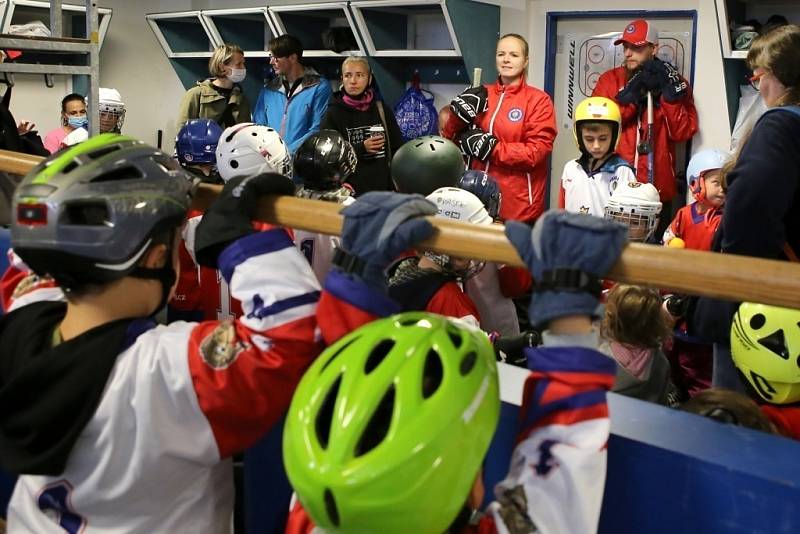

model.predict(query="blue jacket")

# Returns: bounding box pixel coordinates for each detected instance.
[253,67,332,154]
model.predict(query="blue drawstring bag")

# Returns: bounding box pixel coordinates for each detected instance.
[393,75,438,142]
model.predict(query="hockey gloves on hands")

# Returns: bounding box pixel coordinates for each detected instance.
[194,172,295,268]
[450,86,489,124]
[615,70,648,106]
[505,210,628,328]
[643,58,688,102]
[336,192,437,292]
[457,126,498,161]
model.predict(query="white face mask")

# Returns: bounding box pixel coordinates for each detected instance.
[227,67,246,84]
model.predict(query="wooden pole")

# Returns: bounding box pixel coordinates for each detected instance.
[3,149,800,308]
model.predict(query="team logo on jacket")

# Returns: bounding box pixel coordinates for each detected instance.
[200,320,250,369]
[508,108,524,122]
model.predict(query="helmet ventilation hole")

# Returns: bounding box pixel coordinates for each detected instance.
[92,166,143,183]
[324,488,340,527]
[315,375,342,449]
[422,349,443,399]
[447,327,463,349]
[460,351,477,376]
[320,337,356,373]
[757,329,790,360]
[230,160,239,169]
[364,339,394,374]
[355,385,394,457]
[750,313,766,330]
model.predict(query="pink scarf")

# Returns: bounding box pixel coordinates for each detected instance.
[609,341,653,380]
[342,88,374,112]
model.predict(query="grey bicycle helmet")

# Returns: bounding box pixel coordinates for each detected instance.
[12,133,194,290]
[391,135,464,196]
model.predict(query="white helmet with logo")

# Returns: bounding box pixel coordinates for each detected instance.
[424,187,492,278]
[604,181,662,242]
[216,123,293,182]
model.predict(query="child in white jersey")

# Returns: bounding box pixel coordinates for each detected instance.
[559,96,637,217]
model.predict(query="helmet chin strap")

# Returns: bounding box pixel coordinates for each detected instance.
[129,231,178,316]
[130,264,177,317]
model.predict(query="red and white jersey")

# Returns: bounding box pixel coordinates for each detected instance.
[465,263,520,337]
[559,156,637,217]
[662,202,721,251]
[4,229,323,533]
[294,196,355,284]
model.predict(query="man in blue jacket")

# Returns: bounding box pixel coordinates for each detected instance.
[254,35,332,162]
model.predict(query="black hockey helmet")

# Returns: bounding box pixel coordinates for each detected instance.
[293,129,357,191]
[391,135,464,196]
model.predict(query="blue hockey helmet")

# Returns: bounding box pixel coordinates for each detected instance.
[175,119,223,166]
[458,170,502,220]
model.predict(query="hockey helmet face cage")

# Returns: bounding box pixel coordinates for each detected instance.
[603,181,661,242]
[573,97,621,156]
[97,88,125,133]
[391,135,465,196]
[458,170,502,220]
[216,123,293,182]
[12,133,194,290]
[731,302,800,404]
[176,119,223,166]
[283,312,500,534]
[293,129,357,191]
[686,148,729,204]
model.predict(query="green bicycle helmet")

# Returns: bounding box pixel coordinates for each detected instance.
[284,311,499,534]
[391,135,465,196]
[12,133,194,289]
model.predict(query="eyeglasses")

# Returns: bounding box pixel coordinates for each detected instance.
[749,71,766,91]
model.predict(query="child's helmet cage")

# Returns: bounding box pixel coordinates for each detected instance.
[97,87,126,133]
[216,123,293,182]
[283,312,499,534]
[175,118,223,166]
[731,302,800,404]
[573,96,622,156]
[604,181,662,242]
[293,129,358,191]
[12,133,194,289]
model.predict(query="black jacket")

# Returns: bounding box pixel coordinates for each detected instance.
[692,107,800,342]
[321,91,404,195]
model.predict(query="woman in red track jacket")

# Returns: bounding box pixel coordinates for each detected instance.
[444,33,557,223]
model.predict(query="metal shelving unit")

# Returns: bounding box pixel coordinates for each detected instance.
[0,0,102,134]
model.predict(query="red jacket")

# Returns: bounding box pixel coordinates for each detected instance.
[445,77,557,222]
[592,66,698,202]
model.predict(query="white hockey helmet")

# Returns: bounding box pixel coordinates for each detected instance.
[604,181,662,242]
[216,123,293,182]
[98,87,125,133]
[426,186,493,226]
[425,187,492,278]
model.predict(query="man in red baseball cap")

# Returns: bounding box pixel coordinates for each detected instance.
[593,18,698,234]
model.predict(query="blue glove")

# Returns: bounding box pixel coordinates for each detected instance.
[505,210,628,328]
[336,192,437,292]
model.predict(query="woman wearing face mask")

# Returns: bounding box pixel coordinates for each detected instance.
[320,56,403,194]
[42,93,87,154]
[693,25,800,390]
[443,33,557,223]
[177,43,251,129]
